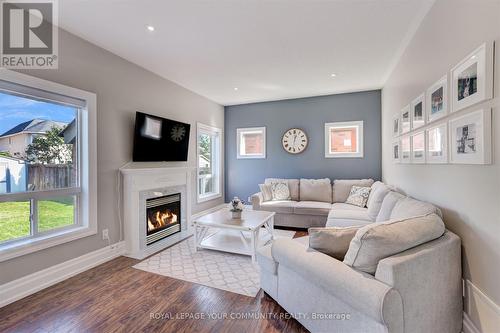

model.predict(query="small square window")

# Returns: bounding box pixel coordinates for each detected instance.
[325,121,363,158]
[237,127,266,159]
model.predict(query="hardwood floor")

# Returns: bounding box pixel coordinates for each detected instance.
[0,231,309,333]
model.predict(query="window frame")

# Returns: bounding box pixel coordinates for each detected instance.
[324,121,364,158]
[196,123,222,203]
[236,127,266,159]
[0,69,97,262]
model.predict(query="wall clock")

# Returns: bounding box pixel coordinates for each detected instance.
[282,128,308,154]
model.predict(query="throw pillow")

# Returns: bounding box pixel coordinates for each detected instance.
[308,226,359,260]
[270,181,291,201]
[259,184,273,202]
[366,183,391,220]
[343,213,445,274]
[345,186,371,207]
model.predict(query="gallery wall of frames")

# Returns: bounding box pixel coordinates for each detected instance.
[392,42,495,165]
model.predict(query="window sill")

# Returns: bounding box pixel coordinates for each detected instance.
[197,193,222,203]
[0,225,97,263]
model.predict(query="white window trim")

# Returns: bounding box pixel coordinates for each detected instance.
[0,69,97,262]
[196,123,222,203]
[236,127,266,159]
[324,121,364,158]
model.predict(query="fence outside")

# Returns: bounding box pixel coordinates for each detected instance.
[27,164,75,191]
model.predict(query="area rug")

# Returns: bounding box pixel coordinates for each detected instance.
[133,229,296,297]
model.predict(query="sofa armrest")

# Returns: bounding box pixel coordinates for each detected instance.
[272,238,403,329]
[251,192,264,210]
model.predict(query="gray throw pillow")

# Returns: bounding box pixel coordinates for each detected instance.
[343,213,445,274]
[345,186,371,207]
[259,184,273,202]
[308,226,359,260]
[366,183,391,220]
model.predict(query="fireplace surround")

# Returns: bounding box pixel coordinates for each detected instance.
[120,164,193,259]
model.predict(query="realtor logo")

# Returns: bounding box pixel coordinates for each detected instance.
[0,0,58,68]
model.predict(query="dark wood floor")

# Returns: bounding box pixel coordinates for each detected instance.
[0,230,309,333]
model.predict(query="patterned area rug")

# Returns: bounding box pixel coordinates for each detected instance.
[133,229,296,297]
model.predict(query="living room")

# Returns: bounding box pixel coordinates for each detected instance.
[0,0,499,332]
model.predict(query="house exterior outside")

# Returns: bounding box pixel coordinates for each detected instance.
[0,119,67,158]
[0,156,27,194]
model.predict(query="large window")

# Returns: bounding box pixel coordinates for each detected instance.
[197,123,222,203]
[324,121,364,158]
[0,70,96,261]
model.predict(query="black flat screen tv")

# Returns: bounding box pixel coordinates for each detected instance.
[133,112,190,162]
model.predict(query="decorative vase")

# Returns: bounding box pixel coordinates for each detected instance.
[231,210,242,219]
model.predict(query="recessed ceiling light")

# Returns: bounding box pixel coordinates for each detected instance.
[146,25,155,32]
[471,55,477,60]
[330,73,337,77]
[234,87,239,91]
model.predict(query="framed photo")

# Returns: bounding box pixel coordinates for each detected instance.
[449,109,491,164]
[451,42,494,112]
[392,140,401,163]
[426,122,448,164]
[427,75,448,123]
[393,113,400,137]
[236,127,266,159]
[411,94,425,130]
[411,131,426,164]
[324,121,364,158]
[401,136,411,164]
[401,104,411,134]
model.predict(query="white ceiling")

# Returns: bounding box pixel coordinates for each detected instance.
[59,0,434,106]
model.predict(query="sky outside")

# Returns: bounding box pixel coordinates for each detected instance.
[0,92,76,135]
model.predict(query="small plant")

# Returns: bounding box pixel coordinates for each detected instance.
[230,197,244,212]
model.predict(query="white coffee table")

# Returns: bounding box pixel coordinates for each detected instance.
[193,208,275,262]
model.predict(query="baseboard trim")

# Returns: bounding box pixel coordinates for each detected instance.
[463,279,500,333]
[0,241,125,308]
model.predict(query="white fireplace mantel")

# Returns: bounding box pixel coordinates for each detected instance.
[120,162,195,259]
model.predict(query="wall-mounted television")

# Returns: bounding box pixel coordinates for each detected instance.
[133,112,190,162]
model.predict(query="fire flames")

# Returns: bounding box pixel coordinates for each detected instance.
[148,210,178,232]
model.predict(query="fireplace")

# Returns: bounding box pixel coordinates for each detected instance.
[146,193,181,245]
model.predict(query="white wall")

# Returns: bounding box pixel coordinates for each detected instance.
[381,0,500,331]
[0,29,224,284]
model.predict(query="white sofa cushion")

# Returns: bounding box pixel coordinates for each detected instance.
[308,226,360,260]
[331,202,367,211]
[343,213,445,274]
[299,178,332,203]
[390,197,442,220]
[376,191,405,222]
[367,182,391,220]
[326,208,371,227]
[333,179,374,203]
[260,200,297,214]
[265,178,299,201]
[294,201,332,216]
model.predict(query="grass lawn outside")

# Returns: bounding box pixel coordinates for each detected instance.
[0,198,74,243]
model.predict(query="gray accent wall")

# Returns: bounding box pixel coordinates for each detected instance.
[225,90,381,201]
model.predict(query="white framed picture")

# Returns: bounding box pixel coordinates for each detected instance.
[449,109,491,164]
[451,42,494,112]
[427,75,448,123]
[401,104,411,134]
[426,122,448,164]
[392,140,401,163]
[401,136,411,164]
[411,94,425,130]
[393,113,400,137]
[324,121,364,158]
[236,127,266,159]
[411,131,426,164]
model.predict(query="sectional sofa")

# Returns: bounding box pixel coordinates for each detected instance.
[254,178,462,332]
[251,178,442,228]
